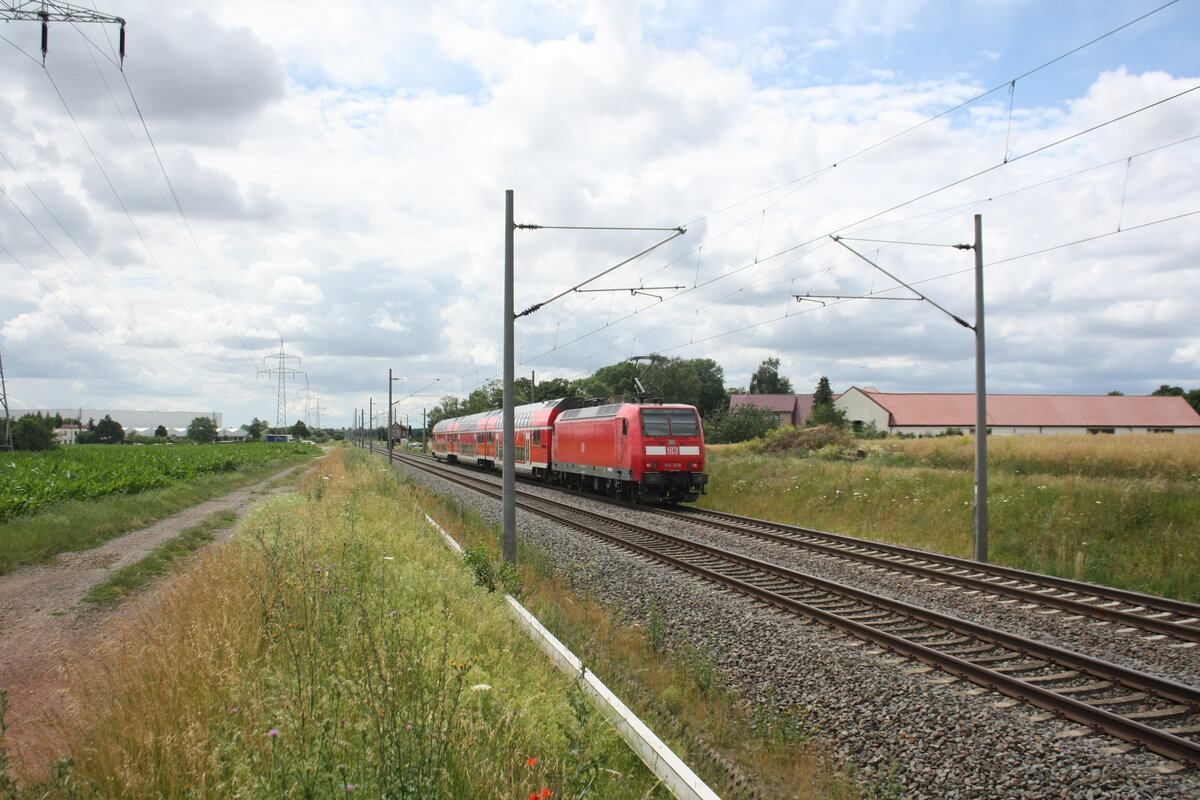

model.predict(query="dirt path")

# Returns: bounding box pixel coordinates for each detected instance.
[0,458,317,777]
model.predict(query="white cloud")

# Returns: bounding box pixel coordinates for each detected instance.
[268,276,322,305]
[0,0,1197,426]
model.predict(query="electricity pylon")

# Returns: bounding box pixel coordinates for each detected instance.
[1,1,127,66]
[258,341,305,429]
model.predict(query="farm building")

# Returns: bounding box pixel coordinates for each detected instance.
[728,394,817,427]
[835,388,1200,436]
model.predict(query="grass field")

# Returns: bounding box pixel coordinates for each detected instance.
[0,449,677,798]
[0,448,853,799]
[700,433,1200,602]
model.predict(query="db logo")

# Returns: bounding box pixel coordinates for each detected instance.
[667,446,680,455]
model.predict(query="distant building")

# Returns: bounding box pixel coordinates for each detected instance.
[32,409,221,431]
[218,427,250,442]
[53,424,84,445]
[728,394,817,427]
[836,388,1200,436]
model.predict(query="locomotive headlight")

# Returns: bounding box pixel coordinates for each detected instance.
[688,461,700,469]
[646,461,658,469]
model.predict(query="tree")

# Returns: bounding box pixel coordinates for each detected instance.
[749,357,793,394]
[1187,389,1200,415]
[94,414,125,444]
[244,418,267,442]
[574,361,640,400]
[531,376,574,402]
[807,377,847,428]
[187,416,218,444]
[645,357,726,418]
[704,404,779,444]
[1107,390,1124,396]
[154,424,169,438]
[428,396,467,428]
[289,420,311,440]
[11,414,56,451]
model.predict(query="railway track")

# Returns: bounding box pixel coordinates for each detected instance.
[366,443,1200,769]
[653,506,1200,645]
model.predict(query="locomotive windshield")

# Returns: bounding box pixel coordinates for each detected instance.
[640,408,700,437]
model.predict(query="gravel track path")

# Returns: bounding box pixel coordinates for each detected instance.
[0,459,316,779]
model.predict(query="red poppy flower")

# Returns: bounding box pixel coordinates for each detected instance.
[526,757,538,766]
[542,790,552,798]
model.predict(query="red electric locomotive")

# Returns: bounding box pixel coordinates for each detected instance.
[431,397,708,503]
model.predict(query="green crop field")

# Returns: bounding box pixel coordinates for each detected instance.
[0,443,319,521]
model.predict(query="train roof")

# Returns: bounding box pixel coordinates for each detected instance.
[432,396,587,432]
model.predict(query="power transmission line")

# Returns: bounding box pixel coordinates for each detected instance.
[258,341,305,428]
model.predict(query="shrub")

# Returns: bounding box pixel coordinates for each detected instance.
[760,425,855,454]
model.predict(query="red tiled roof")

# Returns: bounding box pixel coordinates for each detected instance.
[863,392,1200,427]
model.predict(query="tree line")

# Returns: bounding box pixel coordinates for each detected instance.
[426,357,1200,446]
[424,356,842,445]
[6,413,342,451]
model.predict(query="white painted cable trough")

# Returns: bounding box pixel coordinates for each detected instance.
[425,513,723,800]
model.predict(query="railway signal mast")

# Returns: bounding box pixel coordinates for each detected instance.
[1,1,127,66]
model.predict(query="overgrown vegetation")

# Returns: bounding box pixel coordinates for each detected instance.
[701,433,1200,601]
[0,449,673,798]
[82,510,238,607]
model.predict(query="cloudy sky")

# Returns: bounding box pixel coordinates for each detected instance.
[2,0,1197,430]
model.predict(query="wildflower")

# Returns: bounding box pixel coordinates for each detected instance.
[471,684,492,692]
[315,567,322,575]
[345,785,356,792]
[526,757,538,766]
[529,794,539,800]
[542,790,552,798]
[268,729,280,738]
[406,724,413,731]
[230,707,239,714]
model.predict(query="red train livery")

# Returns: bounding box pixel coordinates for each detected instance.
[431,397,708,503]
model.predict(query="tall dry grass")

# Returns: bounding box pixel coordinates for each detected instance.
[700,434,1200,601]
[4,449,669,798]
[870,432,1200,480]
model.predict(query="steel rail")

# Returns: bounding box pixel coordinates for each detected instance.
[651,507,1200,643]
[504,492,1200,768]
[368,443,1200,766]
[672,506,1200,622]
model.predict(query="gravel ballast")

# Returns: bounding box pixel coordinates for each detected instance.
[392,456,1200,800]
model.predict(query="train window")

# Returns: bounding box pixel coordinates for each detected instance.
[641,409,699,437]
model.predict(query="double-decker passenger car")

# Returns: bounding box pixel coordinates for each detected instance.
[431,397,707,503]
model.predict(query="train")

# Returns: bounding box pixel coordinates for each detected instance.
[431,396,708,503]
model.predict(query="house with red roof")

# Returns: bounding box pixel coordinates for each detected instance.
[728,394,817,427]
[836,388,1200,436]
